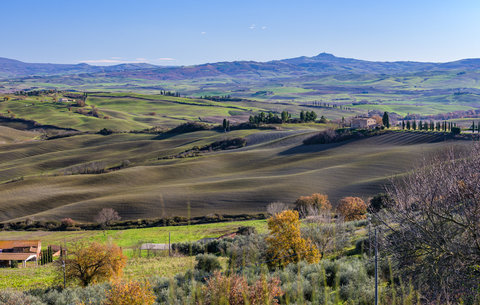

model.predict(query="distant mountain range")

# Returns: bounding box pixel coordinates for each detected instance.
[2,53,480,80]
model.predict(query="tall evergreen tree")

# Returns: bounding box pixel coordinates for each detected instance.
[382,112,390,128]
[300,110,305,122]
[402,121,405,130]
[412,121,417,130]
[406,121,411,130]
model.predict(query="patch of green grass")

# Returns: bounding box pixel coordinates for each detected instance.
[0,264,57,290]
[0,220,267,249]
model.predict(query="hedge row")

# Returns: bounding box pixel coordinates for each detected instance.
[0,213,267,231]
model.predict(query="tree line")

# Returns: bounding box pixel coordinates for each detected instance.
[248,110,326,124]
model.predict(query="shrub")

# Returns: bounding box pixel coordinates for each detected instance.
[267,201,289,216]
[0,289,43,305]
[98,128,114,135]
[36,284,109,305]
[195,254,221,273]
[104,280,156,305]
[368,193,391,213]
[294,193,332,217]
[61,218,76,228]
[64,242,127,286]
[451,126,461,135]
[337,197,368,221]
[166,122,211,134]
[236,226,256,236]
[200,271,283,305]
[226,234,267,269]
[301,217,349,257]
[266,210,320,267]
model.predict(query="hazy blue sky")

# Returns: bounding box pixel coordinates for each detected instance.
[2,0,480,65]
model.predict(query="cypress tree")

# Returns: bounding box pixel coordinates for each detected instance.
[406,121,411,130]
[300,110,305,122]
[402,121,405,130]
[412,121,417,130]
[419,120,423,130]
[382,112,390,128]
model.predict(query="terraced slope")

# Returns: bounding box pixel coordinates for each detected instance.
[0,130,466,222]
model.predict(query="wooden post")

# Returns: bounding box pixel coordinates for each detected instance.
[169,232,171,257]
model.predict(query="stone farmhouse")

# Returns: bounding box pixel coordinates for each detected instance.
[351,117,378,129]
[0,240,41,267]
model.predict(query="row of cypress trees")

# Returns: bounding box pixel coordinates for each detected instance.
[40,246,54,265]
[401,120,457,131]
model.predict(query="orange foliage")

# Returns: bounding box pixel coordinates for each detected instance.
[266,210,321,267]
[201,271,283,305]
[104,280,156,305]
[337,197,368,221]
[294,193,332,213]
[372,115,383,125]
[64,242,127,286]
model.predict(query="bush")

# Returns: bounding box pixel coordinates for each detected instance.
[294,193,332,217]
[61,218,76,228]
[98,128,114,135]
[200,271,283,305]
[35,284,109,305]
[337,197,368,221]
[195,254,221,273]
[368,193,391,213]
[236,226,256,236]
[166,122,211,134]
[0,289,43,305]
[104,280,156,305]
[451,126,461,135]
[226,234,267,269]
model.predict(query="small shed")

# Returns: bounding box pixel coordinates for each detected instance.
[0,240,41,267]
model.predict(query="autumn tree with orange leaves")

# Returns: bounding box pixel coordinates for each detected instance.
[266,210,320,267]
[337,197,367,221]
[294,193,332,217]
[63,242,127,286]
[104,280,156,305]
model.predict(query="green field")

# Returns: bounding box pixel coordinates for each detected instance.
[0,219,260,290]
[0,220,267,249]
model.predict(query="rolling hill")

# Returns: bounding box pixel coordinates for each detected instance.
[0,129,467,222]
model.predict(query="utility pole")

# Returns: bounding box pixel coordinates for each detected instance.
[375,228,378,305]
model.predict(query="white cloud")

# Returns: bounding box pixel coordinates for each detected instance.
[80,59,124,64]
[261,26,267,30]
[79,57,175,65]
[249,24,256,30]
[201,31,206,35]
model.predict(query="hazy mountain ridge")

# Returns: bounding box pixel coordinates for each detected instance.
[2,53,480,81]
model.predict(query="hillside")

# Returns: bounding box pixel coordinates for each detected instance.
[0,129,466,222]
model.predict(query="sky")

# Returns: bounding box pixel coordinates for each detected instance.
[2,0,480,66]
